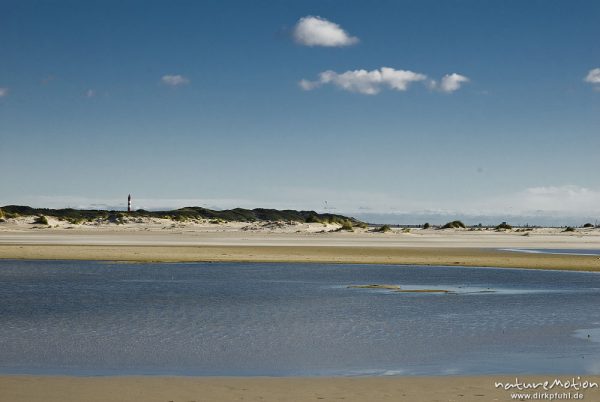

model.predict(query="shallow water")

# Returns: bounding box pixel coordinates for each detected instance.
[1,260,600,376]
[502,248,600,256]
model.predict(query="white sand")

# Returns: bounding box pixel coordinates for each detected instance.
[1,216,599,249]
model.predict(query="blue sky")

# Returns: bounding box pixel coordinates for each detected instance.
[1,0,599,224]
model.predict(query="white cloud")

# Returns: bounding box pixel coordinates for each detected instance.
[298,79,320,91]
[161,74,190,87]
[585,68,600,91]
[0,88,8,97]
[585,68,600,84]
[514,185,600,214]
[437,73,470,93]
[446,185,600,219]
[278,185,600,221]
[293,16,358,47]
[380,68,429,90]
[300,67,427,95]
[84,89,96,98]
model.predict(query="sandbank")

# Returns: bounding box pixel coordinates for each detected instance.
[2,375,599,402]
[0,228,599,271]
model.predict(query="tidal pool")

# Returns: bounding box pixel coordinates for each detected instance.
[0,260,599,376]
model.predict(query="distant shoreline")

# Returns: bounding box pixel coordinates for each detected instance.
[1,219,599,271]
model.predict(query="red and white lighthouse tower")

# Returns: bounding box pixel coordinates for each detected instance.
[127,194,132,212]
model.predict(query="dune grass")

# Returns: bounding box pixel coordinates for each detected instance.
[1,205,363,226]
[441,220,465,229]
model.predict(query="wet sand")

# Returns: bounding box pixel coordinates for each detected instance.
[2,375,598,402]
[1,243,599,271]
[1,230,599,401]
[2,198,600,272]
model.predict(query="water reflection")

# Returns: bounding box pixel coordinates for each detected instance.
[0,260,599,376]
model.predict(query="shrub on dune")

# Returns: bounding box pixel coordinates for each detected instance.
[495,222,512,230]
[341,220,354,231]
[375,224,391,233]
[305,215,322,224]
[34,215,49,225]
[441,220,465,229]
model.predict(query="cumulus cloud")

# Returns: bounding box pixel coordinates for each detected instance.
[437,73,470,93]
[585,68,600,84]
[298,79,321,91]
[293,16,358,47]
[300,68,470,95]
[585,68,600,90]
[300,67,427,95]
[161,74,190,87]
[0,88,8,97]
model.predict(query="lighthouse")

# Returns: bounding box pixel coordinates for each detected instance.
[127,194,132,212]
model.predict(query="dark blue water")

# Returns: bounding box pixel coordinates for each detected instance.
[1,260,600,376]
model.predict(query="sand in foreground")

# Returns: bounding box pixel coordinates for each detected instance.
[1,229,600,271]
[2,375,599,402]
[1,244,600,271]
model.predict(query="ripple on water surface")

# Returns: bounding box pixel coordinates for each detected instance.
[0,260,599,376]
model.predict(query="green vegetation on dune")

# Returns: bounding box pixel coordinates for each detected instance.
[495,222,512,230]
[441,220,466,229]
[34,215,49,225]
[374,224,391,233]
[340,220,354,231]
[0,205,363,225]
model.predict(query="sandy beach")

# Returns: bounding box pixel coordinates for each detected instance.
[1,221,599,270]
[1,221,600,402]
[2,375,599,402]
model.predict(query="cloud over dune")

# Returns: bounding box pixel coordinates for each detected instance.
[513,185,600,214]
[300,68,468,95]
[293,16,358,47]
